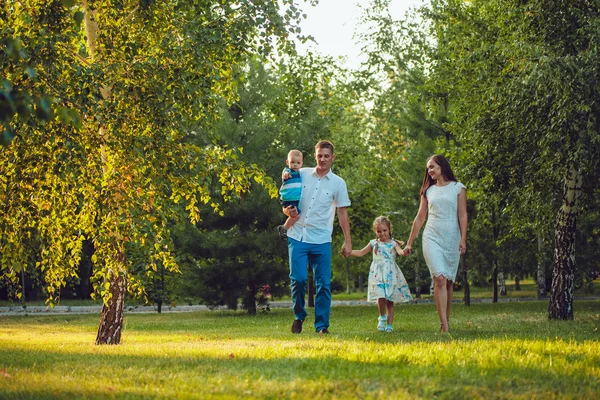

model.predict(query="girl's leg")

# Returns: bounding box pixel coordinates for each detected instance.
[446,280,454,328]
[386,300,394,325]
[433,275,449,332]
[377,298,387,331]
[377,298,386,316]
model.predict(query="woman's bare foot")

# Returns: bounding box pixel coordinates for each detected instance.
[440,322,449,333]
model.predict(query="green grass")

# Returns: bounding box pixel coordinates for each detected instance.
[1,301,599,399]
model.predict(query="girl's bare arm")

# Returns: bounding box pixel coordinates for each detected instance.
[350,243,372,257]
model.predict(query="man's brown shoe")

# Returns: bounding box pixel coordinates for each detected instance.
[291,319,303,333]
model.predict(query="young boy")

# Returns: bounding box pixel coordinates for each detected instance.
[278,149,303,240]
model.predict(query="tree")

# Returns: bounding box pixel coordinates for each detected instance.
[355,0,456,296]
[0,0,306,343]
[422,0,600,319]
[173,52,372,312]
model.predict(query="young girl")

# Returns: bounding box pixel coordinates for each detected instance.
[350,216,413,332]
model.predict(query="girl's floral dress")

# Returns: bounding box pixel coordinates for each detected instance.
[367,239,413,303]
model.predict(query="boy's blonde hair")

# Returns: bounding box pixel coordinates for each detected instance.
[287,149,303,161]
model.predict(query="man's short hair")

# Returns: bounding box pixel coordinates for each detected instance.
[315,140,334,154]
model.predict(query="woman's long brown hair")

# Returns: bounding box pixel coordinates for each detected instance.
[419,154,457,197]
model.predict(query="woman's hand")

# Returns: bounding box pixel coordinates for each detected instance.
[459,239,466,255]
[403,244,412,256]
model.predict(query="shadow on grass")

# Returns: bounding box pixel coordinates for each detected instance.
[0,341,598,400]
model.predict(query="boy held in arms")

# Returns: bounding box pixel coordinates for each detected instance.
[278,149,303,240]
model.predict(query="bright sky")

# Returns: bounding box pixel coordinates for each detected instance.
[295,0,424,69]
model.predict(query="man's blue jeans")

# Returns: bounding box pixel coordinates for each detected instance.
[288,238,332,332]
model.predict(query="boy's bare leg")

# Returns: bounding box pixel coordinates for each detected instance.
[283,217,294,230]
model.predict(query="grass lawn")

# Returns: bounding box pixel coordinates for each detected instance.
[1,301,599,399]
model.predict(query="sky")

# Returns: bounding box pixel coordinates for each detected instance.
[294,0,424,69]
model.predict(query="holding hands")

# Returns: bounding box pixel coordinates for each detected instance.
[340,242,352,258]
[393,239,406,256]
[459,239,466,255]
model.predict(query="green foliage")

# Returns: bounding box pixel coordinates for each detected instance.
[358,0,600,297]
[0,2,80,145]
[420,0,600,300]
[0,1,306,311]
[172,52,378,311]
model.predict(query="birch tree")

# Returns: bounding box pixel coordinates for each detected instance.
[423,0,600,319]
[1,0,305,343]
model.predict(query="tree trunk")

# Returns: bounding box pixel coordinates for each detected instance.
[246,292,257,315]
[536,233,546,299]
[499,271,507,296]
[84,0,124,343]
[515,274,521,291]
[358,272,364,293]
[157,264,165,314]
[462,254,470,306]
[491,205,499,303]
[492,261,498,303]
[96,273,126,345]
[21,269,26,303]
[345,259,350,295]
[76,240,93,300]
[548,167,581,320]
[414,257,421,299]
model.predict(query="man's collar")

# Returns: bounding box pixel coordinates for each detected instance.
[312,168,332,179]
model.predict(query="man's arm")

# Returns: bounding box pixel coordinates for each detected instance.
[337,207,352,258]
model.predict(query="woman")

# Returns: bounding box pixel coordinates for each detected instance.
[403,155,467,333]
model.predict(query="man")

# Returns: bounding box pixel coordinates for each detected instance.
[283,140,352,335]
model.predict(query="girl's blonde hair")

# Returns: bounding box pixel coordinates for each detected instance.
[372,216,404,253]
[373,216,392,233]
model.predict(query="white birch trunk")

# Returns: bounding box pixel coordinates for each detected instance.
[499,271,507,296]
[82,0,126,344]
[537,233,546,299]
[548,166,582,320]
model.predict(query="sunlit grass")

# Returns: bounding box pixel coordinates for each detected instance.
[1,301,599,399]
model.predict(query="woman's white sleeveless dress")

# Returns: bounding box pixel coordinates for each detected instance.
[422,181,466,282]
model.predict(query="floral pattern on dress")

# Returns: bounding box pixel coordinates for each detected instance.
[367,239,413,303]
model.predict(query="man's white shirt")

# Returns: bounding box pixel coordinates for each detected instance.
[286,167,351,244]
